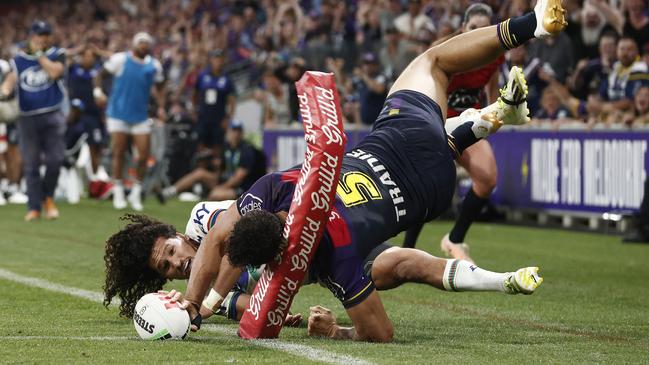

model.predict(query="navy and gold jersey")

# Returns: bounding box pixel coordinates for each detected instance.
[237,90,456,308]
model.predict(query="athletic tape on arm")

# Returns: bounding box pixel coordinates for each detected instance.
[238,71,346,339]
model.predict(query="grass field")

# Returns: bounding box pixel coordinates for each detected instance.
[1,199,648,364]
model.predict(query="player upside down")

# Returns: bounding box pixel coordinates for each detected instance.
[104,0,567,342]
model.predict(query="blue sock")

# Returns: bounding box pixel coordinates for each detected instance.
[497,12,536,50]
[447,122,480,158]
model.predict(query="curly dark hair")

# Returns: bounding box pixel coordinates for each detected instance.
[226,210,285,267]
[103,214,178,317]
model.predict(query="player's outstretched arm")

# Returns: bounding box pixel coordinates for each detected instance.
[182,205,242,326]
[308,290,393,342]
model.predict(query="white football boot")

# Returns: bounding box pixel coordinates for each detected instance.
[445,66,530,138]
[504,267,544,295]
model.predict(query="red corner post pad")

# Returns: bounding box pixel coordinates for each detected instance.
[238,71,347,339]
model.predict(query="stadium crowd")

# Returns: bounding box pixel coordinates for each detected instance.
[0,0,648,219]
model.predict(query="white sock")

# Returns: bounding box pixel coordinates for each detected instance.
[130,181,142,197]
[442,259,508,292]
[445,107,498,140]
[162,186,177,198]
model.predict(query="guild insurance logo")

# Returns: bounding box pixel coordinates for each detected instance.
[20,66,53,92]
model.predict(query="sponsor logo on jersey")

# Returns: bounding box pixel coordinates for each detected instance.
[239,193,263,215]
[193,203,211,235]
[19,66,53,92]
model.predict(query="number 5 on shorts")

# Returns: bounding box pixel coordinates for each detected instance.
[336,171,382,207]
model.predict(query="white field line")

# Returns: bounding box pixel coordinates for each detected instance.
[0,268,375,365]
[0,336,133,341]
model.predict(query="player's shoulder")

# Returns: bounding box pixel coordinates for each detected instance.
[185,200,236,242]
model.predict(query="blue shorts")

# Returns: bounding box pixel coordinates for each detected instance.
[359,90,456,222]
[81,114,106,146]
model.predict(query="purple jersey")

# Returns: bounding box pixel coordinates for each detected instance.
[238,90,455,308]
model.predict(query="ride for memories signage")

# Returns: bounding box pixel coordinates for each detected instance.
[489,130,648,213]
[264,128,649,214]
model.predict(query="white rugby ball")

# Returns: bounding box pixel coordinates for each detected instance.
[133,293,190,340]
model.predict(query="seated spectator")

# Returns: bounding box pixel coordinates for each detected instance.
[532,88,572,124]
[207,120,260,201]
[160,148,220,202]
[623,85,649,126]
[161,120,260,202]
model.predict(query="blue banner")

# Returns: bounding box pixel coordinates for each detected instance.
[264,128,649,214]
[489,130,648,213]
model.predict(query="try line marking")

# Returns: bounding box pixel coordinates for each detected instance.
[0,268,374,365]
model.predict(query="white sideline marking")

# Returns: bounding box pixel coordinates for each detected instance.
[0,268,375,365]
[0,336,133,341]
[202,325,375,365]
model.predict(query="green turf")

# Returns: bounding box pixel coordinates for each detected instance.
[1,200,648,364]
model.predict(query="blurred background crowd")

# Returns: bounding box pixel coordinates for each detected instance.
[0,0,648,217]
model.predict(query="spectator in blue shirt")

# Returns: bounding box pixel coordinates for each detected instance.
[193,49,236,157]
[353,52,388,126]
[0,20,66,221]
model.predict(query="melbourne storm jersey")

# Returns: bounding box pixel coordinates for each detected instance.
[236,146,422,307]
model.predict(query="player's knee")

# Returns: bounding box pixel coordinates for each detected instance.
[363,324,394,343]
[474,173,497,196]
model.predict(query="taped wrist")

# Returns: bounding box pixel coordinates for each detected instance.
[201,289,224,313]
[212,290,243,320]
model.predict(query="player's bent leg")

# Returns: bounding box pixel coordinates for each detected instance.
[461,140,498,198]
[371,247,446,290]
[389,1,566,121]
[371,247,543,294]
[441,140,497,262]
